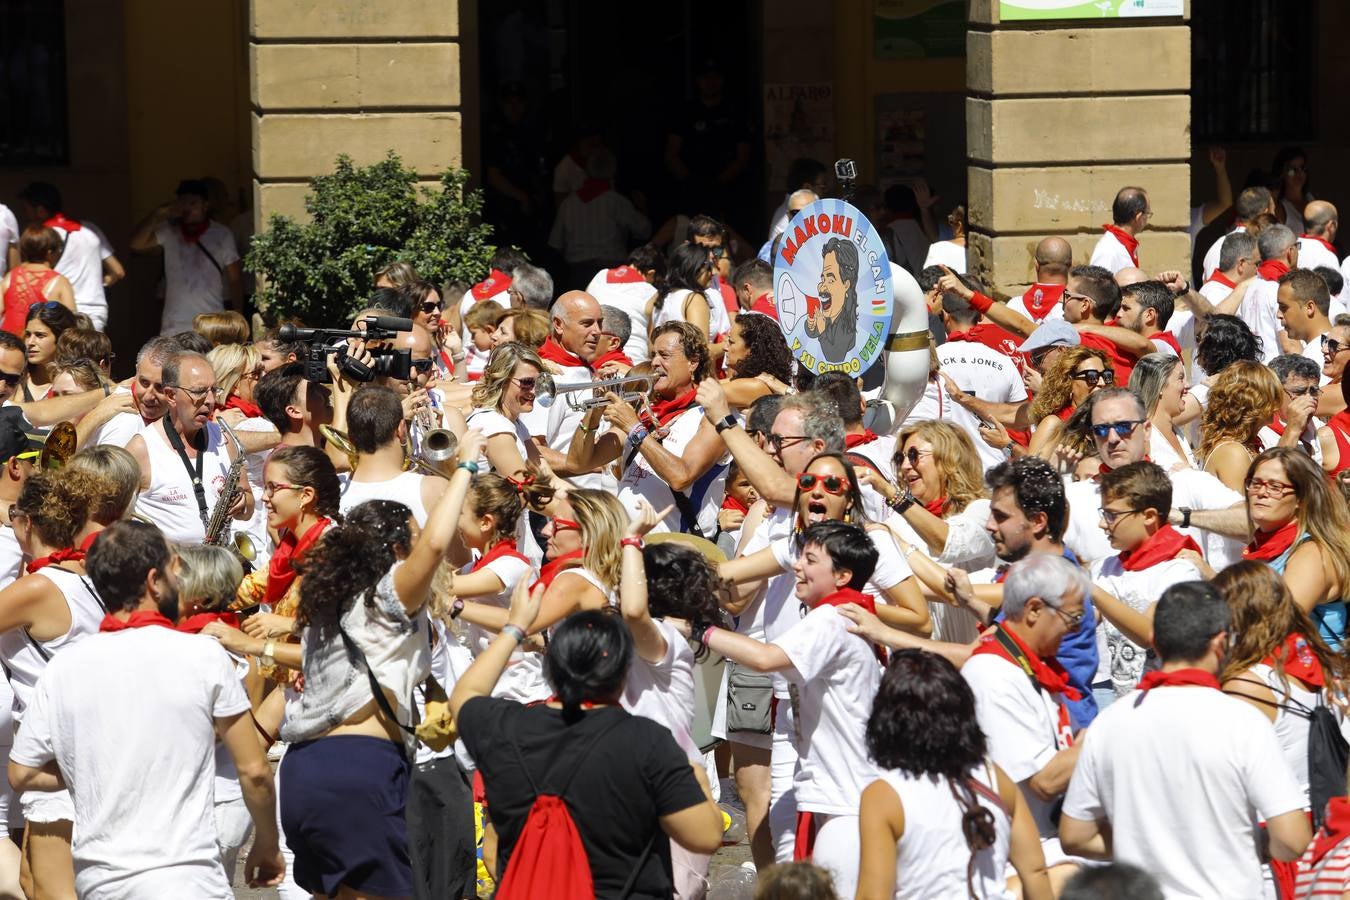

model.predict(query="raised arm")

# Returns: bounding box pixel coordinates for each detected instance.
[695,378,796,505]
[619,500,676,664]
[394,430,484,612]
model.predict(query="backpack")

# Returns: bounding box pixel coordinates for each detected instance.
[496,711,651,900]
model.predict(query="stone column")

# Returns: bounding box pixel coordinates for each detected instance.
[248,0,467,229]
[966,2,1191,297]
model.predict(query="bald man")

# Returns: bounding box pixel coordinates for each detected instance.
[1007,236,1072,323]
[1114,267,1148,289]
[758,189,819,262]
[1299,200,1340,272]
[1090,186,1150,274]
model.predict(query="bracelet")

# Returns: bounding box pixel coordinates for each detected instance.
[457,461,479,474]
[501,624,527,644]
[626,424,649,448]
[577,422,594,434]
[620,536,644,550]
[887,488,916,514]
[261,639,276,668]
[969,291,994,315]
[701,624,718,649]
[690,622,710,647]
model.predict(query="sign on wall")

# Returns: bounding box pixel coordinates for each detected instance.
[874,0,965,59]
[763,83,835,202]
[1000,0,1185,19]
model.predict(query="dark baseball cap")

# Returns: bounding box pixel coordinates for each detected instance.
[0,408,45,463]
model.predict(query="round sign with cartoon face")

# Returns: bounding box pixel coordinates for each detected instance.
[772,198,894,377]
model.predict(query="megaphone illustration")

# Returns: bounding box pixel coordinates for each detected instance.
[776,273,819,331]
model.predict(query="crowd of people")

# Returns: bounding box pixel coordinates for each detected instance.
[0,144,1348,900]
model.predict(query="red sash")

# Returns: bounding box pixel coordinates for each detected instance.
[266,518,331,604]
[1309,797,1350,864]
[26,548,85,575]
[605,265,646,284]
[1243,520,1300,562]
[814,588,887,665]
[644,388,698,430]
[222,395,263,419]
[1136,667,1220,691]
[471,538,530,573]
[176,611,241,634]
[1258,259,1290,282]
[844,430,878,449]
[531,549,583,592]
[1148,331,1182,355]
[100,611,175,632]
[944,323,1024,356]
[44,214,81,233]
[179,220,210,244]
[721,495,749,515]
[1102,225,1139,266]
[1118,524,1200,572]
[537,337,589,370]
[972,623,1076,746]
[1302,234,1338,256]
[1021,283,1066,321]
[750,292,779,320]
[591,349,633,370]
[1205,271,1236,290]
[471,269,512,301]
[1264,632,1324,687]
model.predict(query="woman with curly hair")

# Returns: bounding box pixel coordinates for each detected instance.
[856,649,1052,900]
[0,468,112,898]
[1199,360,1282,491]
[720,312,793,408]
[1194,313,1261,383]
[1242,447,1350,650]
[21,301,80,401]
[274,431,484,900]
[1027,346,1112,458]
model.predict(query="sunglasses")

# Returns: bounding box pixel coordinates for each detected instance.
[1090,419,1143,440]
[550,516,580,534]
[0,371,22,387]
[419,301,442,314]
[410,358,435,372]
[1070,369,1114,387]
[706,246,727,259]
[899,447,933,468]
[27,301,62,314]
[797,472,848,495]
[511,377,538,391]
[1322,334,1350,356]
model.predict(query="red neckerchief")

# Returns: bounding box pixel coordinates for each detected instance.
[1205,271,1236,290]
[605,265,645,284]
[1149,331,1182,355]
[1102,224,1139,266]
[716,281,739,320]
[923,495,947,517]
[814,588,887,665]
[265,517,331,604]
[176,611,241,634]
[591,348,633,370]
[44,213,81,233]
[1137,668,1220,692]
[576,178,610,203]
[1097,454,1152,478]
[945,323,1024,356]
[722,495,749,514]
[221,395,263,418]
[537,336,589,370]
[1309,797,1350,864]
[1022,283,1065,321]
[100,611,175,633]
[78,531,99,552]
[750,292,779,320]
[643,388,697,429]
[972,622,1083,700]
[1244,520,1301,562]
[179,220,210,244]
[26,547,85,575]
[438,347,456,377]
[472,538,529,573]
[531,549,583,592]
[1268,414,1287,437]
[471,269,512,301]
[1056,405,1075,422]
[1258,259,1291,282]
[1303,234,1338,255]
[844,430,878,449]
[1118,524,1201,572]
[1264,632,1325,688]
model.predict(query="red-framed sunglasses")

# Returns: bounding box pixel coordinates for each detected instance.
[796,473,849,495]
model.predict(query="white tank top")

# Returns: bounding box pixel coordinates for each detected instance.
[340,470,430,526]
[653,288,731,342]
[1,566,105,721]
[554,566,617,607]
[876,762,1014,900]
[135,422,233,543]
[617,406,727,536]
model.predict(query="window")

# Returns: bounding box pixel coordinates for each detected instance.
[1192,0,1316,142]
[0,0,70,165]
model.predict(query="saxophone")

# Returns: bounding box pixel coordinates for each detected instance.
[205,418,257,562]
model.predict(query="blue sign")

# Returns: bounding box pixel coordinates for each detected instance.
[772,198,894,376]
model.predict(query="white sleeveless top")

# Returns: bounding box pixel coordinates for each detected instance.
[135,422,233,544]
[340,470,430,527]
[1,566,105,721]
[653,288,731,342]
[1249,662,1322,807]
[617,406,726,536]
[553,566,617,607]
[876,761,1014,900]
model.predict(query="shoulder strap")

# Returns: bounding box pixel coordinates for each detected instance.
[194,237,223,274]
[1222,675,1314,718]
[338,619,416,738]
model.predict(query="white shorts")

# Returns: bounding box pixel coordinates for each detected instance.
[20,788,73,824]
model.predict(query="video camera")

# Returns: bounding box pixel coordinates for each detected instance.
[277,315,416,383]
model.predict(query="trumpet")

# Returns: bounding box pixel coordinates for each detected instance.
[534,373,656,411]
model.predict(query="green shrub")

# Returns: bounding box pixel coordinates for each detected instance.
[245,152,495,325]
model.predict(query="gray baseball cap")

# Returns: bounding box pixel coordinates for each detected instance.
[1019,320,1081,355]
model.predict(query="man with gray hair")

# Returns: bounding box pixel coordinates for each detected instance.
[508,263,553,311]
[1259,353,1323,459]
[86,335,183,447]
[1243,223,1301,363]
[963,552,1089,888]
[593,304,633,372]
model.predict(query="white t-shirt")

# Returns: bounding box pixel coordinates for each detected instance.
[339,469,430,527]
[539,362,614,493]
[1089,555,1201,695]
[883,499,997,571]
[937,340,1026,471]
[1062,685,1305,900]
[465,407,532,475]
[155,222,240,335]
[0,566,106,721]
[621,618,698,761]
[844,431,898,481]
[135,422,235,544]
[0,205,17,279]
[1298,236,1339,274]
[1202,226,1248,282]
[53,220,114,331]
[922,240,966,274]
[773,605,882,815]
[0,526,24,589]
[11,627,249,900]
[769,528,913,603]
[1239,276,1283,364]
[1089,229,1135,275]
[552,154,586,196]
[585,267,658,363]
[617,406,726,536]
[460,549,545,704]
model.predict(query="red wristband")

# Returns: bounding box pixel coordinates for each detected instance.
[969,291,994,315]
[621,537,645,550]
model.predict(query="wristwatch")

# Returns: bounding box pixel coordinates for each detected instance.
[713,414,737,434]
[888,488,916,514]
[1178,507,1192,529]
[261,639,276,669]
[450,598,465,620]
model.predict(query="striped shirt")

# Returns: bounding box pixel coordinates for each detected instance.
[1295,837,1350,898]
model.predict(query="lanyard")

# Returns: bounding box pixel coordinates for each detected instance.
[162,423,209,530]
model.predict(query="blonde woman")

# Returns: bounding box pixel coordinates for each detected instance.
[1199,360,1282,492]
[464,342,549,480]
[1027,346,1113,458]
[209,342,280,559]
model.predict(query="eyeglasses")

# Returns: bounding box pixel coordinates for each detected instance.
[1029,348,1056,370]
[1090,419,1143,440]
[1062,289,1094,307]
[549,516,580,534]
[1098,506,1144,526]
[1246,478,1297,499]
[1322,335,1350,356]
[796,473,848,495]
[263,481,298,497]
[766,434,810,452]
[27,301,62,314]
[1070,369,1114,387]
[1047,603,1085,629]
[900,447,933,467]
[0,371,22,387]
[169,384,222,405]
[1285,384,1322,399]
[510,377,538,392]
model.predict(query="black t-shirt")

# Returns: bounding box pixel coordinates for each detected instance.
[459,697,706,900]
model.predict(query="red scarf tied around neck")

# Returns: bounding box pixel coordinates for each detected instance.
[1136,668,1220,692]
[643,388,698,430]
[844,430,878,449]
[26,548,85,575]
[814,588,887,665]
[222,395,263,419]
[1101,224,1139,266]
[1303,234,1338,255]
[1021,284,1066,321]
[1118,525,1201,572]
[537,336,589,370]
[179,220,210,244]
[176,611,241,634]
[43,214,81,233]
[1308,797,1350,864]
[922,495,947,517]
[472,539,529,573]
[576,178,611,203]
[722,494,749,515]
[606,265,645,285]
[99,611,176,632]
[972,623,1082,700]
[1258,259,1291,282]
[1243,520,1300,562]
[1264,632,1324,687]
[531,549,583,592]
[590,348,633,371]
[265,518,331,605]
